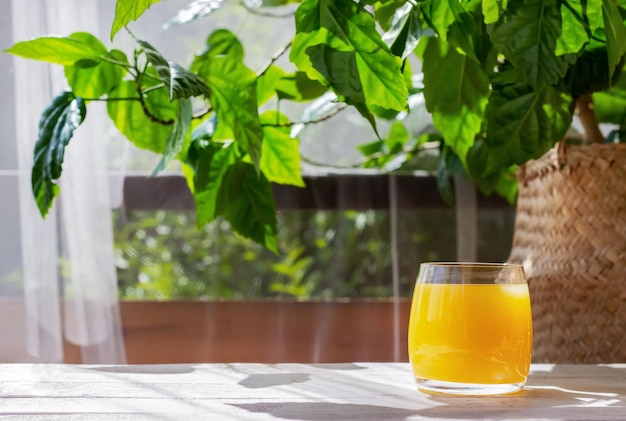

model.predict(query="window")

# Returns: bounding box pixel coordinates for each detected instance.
[1,0,515,364]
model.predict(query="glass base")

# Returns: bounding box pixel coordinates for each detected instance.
[415,377,526,396]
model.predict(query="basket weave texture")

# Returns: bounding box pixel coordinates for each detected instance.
[508,143,626,363]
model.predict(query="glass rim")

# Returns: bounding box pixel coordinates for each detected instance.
[417,262,527,284]
[420,262,523,268]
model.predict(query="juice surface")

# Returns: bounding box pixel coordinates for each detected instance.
[408,283,532,385]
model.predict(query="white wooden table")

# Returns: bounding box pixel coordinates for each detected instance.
[0,363,624,420]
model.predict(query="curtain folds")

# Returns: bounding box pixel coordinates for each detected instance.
[4,0,126,363]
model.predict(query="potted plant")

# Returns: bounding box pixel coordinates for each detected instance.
[6,0,626,363]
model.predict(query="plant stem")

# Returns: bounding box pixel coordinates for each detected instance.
[242,4,295,18]
[136,66,174,126]
[575,94,604,144]
[142,83,166,94]
[261,103,348,128]
[301,141,440,169]
[256,41,292,77]
[139,71,165,84]
[82,97,141,102]
[99,55,133,68]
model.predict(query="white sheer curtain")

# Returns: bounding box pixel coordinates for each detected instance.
[0,0,126,363]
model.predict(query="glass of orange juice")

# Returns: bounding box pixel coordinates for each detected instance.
[408,262,532,395]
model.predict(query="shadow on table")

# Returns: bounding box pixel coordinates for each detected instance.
[231,402,417,420]
[83,363,367,380]
[232,365,625,420]
[239,373,311,389]
[308,363,367,371]
[414,391,624,420]
[413,364,625,420]
[232,390,624,421]
[87,365,196,374]
[237,363,366,389]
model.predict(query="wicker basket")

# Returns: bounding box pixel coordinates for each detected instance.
[508,142,626,363]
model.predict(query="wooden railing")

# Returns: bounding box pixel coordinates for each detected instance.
[62,299,411,364]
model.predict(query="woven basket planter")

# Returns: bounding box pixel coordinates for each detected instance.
[508,142,626,363]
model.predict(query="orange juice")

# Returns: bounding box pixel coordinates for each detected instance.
[408,283,532,385]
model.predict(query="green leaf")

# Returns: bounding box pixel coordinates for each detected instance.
[32,91,87,216]
[352,102,381,140]
[63,33,126,98]
[559,47,616,96]
[481,84,572,173]
[290,0,408,112]
[304,44,381,137]
[385,120,409,154]
[257,65,286,106]
[593,72,626,124]
[111,0,160,40]
[471,163,518,203]
[68,32,107,54]
[307,44,380,137]
[189,141,236,227]
[138,40,211,100]
[191,29,244,70]
[275,71,328,101]
[358,140,384,157]
[488,0,576,90]
[602,0,626,79]
[419,0,480,62]
[260,111,305,187]
[383,3,423,59]
[358,121,409,169]
[483,0,505,24]
[195,57,263,167]
[556,0,602,55]
[422,37,490,165]
[375,1,407,31]
[422,0,468,42]
[163,0,226,29]
[65,44,127,98]
[490,167,518,204]
[5,36,102,66]
[436,144,465,207]
[107,80,177,153]
[304,45,369,103]
[74,59,100,68]
[152,98,193,175]
[450,3,489,62]
[216,162,278,253]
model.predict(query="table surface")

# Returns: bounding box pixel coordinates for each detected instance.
[0,363,624,420]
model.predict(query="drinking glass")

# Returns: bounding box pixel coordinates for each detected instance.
[408,262,532,395]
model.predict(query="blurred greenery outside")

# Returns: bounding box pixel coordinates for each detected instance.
[113,205,515,300]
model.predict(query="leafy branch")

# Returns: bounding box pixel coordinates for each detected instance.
[135,63,175,125]
[6,0,626,253]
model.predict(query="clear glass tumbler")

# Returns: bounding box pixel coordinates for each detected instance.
[408,262,533,395]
